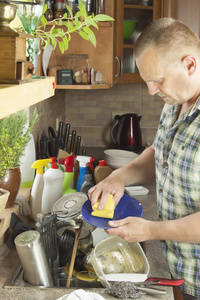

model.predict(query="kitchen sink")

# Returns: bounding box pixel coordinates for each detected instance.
[4,262,42,288]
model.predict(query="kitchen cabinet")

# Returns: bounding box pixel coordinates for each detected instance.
[115,0,162,84]
[47,0,115,90]
[0,77,55,119]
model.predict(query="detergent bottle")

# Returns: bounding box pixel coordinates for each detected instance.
[41,157,64,212]
[94,160,113,183]
[76,156,94,192]
[62,155,77,195]
[30,158,51,220]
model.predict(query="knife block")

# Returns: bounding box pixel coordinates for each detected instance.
[0,29,32,84]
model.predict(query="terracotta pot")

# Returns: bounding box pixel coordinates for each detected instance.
[0,188,10,217]
[0,167,21,208]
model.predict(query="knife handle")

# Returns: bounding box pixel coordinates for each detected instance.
[70,130,76,154]
[63,123,70,150]
[75,136,81,155]
[146,277,184,286]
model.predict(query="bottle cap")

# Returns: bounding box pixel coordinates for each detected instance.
[99,160,107,166]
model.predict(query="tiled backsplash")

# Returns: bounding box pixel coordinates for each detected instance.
[30,83,164,156]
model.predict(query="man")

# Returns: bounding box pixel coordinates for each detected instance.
[88,18,200,300]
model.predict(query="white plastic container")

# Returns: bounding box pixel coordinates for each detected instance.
[20,133,36,188]
[41,162,64,212]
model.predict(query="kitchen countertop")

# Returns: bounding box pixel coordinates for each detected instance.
[0,182,174,300]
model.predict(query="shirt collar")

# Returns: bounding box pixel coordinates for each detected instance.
[188,96,200,116]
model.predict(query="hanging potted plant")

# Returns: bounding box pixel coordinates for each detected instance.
[0,109,39,209]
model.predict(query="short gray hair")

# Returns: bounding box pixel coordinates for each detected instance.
[133,18,200,61]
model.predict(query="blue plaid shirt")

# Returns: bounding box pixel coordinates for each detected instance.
[153,101,200,297]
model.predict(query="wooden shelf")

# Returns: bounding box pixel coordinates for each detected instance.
[124,4,153,10]
[56,83,111,90]
[0,77,55,119]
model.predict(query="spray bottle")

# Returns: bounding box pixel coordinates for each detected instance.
[41,157,64,212]
[62,155,77,195]
[76,156,94,192]
[30,158,51,220]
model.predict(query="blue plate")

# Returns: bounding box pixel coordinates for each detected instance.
[81,194,143,230]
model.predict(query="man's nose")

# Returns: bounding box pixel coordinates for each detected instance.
[147,82,160,95]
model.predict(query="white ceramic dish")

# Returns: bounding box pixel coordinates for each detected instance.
[91,236,150,288]
[104,149,138,159]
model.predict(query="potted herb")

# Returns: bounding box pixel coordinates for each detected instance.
[16,0,114,53]
[0,109,39,209]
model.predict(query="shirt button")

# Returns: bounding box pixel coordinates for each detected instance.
[160,188,163,193]
[164,162,168,167]
[181,146,185,150]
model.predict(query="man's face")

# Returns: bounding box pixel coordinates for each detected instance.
[135,48,196,106]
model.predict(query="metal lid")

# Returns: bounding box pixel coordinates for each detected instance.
[52,192,88,220]
[14,230,41,247]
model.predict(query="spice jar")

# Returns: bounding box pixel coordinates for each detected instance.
[45,0,53,20]
[54,0,64,18]
[67,54,90,84]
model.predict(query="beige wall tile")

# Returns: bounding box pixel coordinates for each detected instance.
[30,83,164,158]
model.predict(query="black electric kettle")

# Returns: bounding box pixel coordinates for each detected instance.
[111,113,142,152]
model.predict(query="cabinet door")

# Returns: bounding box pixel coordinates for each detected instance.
[115,0,161,84]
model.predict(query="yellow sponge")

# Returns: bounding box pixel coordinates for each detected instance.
[91,194,114,219]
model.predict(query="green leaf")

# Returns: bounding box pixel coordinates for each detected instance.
[59,41,64,54]
[64,20,73,30]
[43,4,47,13]
[93,14,115,22]
[51,38,57,49]
[58,18,63,26]
[89,32,96,47]
[52,28,62,35]
[66,5,73,16]
[41,15,47,27]
[50,25,55,34]
[63,36,69,51]
[78,30,89,41]
[86,18,99,29]
[77,0,87,19]
[83,26,93,35]
[83,27,96,47]
[63,12,68,19]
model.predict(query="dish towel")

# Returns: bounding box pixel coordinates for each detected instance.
[56,289,105,300]
[15,194,30,216]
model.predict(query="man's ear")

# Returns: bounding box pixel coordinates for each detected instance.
[182,55,196,75]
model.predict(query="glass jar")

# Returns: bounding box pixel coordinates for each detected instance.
[54,0,64,18]
[45,0,53,21]
[66,54,90,84]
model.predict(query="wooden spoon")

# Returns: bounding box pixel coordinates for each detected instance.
[66,219,83,287]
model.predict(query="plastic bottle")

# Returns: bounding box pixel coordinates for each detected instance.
[94,160,113,184]
[41,158,64,213]
[20,133,36,188]
[80,173,95,195]
[62,155,77,195]
[76,156,94,192]
[30,158,51,220]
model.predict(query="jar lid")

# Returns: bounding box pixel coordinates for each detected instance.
[14,230,41,248]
